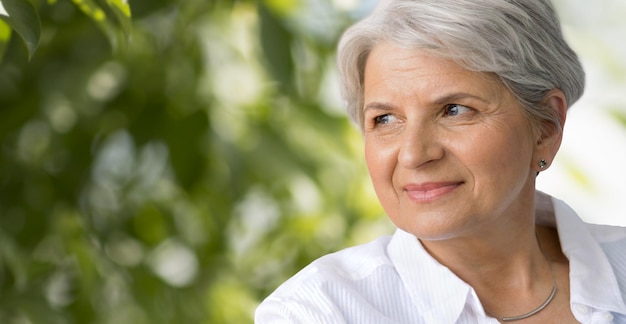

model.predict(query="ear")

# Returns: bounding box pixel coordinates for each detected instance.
[533,89,567,173]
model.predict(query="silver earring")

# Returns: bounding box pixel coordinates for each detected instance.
[539,159,547,169]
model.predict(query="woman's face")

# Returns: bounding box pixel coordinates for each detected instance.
[363,42,544,240]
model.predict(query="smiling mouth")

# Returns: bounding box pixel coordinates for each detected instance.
[403,182,463,203]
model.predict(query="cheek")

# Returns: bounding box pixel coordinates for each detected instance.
[365,140,402,217]
[364,142,382,179]
[453,124,534,184]
[364,139,396,187]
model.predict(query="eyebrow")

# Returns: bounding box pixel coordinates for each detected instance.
[363,92,490,113]
[363,102,396,113]
[432,92,490,105]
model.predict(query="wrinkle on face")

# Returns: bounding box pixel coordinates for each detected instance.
[362,41,539,241]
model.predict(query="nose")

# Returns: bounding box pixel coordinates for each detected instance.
[398,123,444,169]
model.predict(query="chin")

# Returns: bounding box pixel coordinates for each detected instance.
[389,207,484,242]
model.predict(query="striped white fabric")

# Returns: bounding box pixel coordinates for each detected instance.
[255,198,626,323]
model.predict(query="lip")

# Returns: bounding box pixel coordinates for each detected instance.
[402,182,463,203]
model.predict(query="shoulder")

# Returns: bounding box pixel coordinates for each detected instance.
[553,197,626,303]
[553,196,626,253]
[556,197,626,245]
[585,222,626,272]
[585,222,626,244]
[255,235,399,323]
[587,222,626,273]
[553,197,626,241]
[584,223,626,313]
[263,235,395,297]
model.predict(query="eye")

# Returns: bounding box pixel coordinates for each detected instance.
[373,114,397,125]
[444,104,472,117]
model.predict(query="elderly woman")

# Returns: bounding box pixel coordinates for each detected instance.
[256,0,626,323]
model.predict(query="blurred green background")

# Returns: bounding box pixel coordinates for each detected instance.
[0,0,625,323]
[0,0,388,322]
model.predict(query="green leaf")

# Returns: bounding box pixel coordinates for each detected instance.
[107,0,130,18]
[71,0,115,47]
[70,0,130,52]
[264,0,299,17]
[0,19,10,62]
[71,0,107,22]
[0,0,41,59]
[106,0,132,37]
[0,229,29,290]
[258,4,295,94]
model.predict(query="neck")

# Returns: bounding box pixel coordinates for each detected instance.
[419,214,555,318]
[424,223,540,286]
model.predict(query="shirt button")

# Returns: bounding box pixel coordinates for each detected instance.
[573,304,593,322]
[590,311,614,324]
[600,312,614,321]
[573,304,590,315]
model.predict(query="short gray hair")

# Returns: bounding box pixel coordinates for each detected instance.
[337,0,585,135]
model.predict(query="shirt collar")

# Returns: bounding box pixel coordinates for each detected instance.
[388,229,486,323]
[553,197,626,315]
[386,198,626,322]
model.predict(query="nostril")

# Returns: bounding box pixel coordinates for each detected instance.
[398,127,444,169]
[398,139,443,169]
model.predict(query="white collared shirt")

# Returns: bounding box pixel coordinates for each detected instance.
[255,198,626,323]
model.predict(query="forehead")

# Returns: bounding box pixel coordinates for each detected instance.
[363,42,504,101]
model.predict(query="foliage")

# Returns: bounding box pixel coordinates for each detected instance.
[0,0,132,61]
[0,0,389,322]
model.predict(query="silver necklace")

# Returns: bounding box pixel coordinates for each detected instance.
[500,233,557,322]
